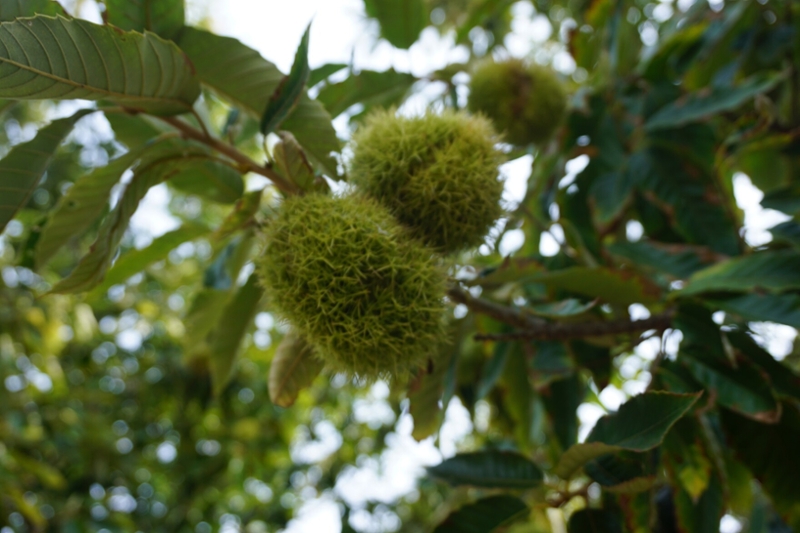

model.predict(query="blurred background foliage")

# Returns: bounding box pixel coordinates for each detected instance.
[1,0,800,532]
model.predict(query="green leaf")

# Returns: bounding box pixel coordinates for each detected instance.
[268,331,324,408]
[104,0,184,40]
[308,62,348,87]
[476,340,510,400]
[176,27,340,178]
[712,293,800,328]
[584,452,652,492]
[542,374,584,450]
[427,450,543,489]
[529,267,662,306]
[260,22,311,136]
[35,148,143,268]
[209,273,264,396]
[681,345,780,422]
[722,403,800,520]
[213,189,263,241]
[363,0,426,49]
[49,146,212,293]
[567,509,623,533]
[272,131,317,192]
[433,495,528,533]
[727,331,800,402]
[527,299,597,318]
[770,220,800,248]
[0,16,199,115]
[554,392,701,478]
[105,112,165,148]
[168,158,244,203]
[646,74,783,130]
[607,241,711,280]
[90,223,210,295]
[0,109,91,235]
[408,326,458,440]
[762,185,800,216]
[674,475,725,533]
[680,250,800,296]
[315,68,416,118]
[0,0,65,19]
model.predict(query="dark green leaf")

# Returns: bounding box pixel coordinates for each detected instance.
[712,293,800,328]
[762,185,800,216]
[260,23,311,136]
[268,331,324,408]
[607,241,711,280]
[213,189,263,241]
[0,16,199,114]
[476,340,510,400]
[433,495,528,533]
[680,250,800,295]
[555,391,701,478]
[0,109,91,235]
[584,453,652,492]
[0,0,64,19]
[646,74,783,130]
[316,68,416,118]
[681,345,780,422]
[567,509,623,533]
[427,450,543,489]
[176,27,340,178]
[105,112,166,148]
[727,331,800,402]
[209,273,264,396]
[674,475,725,533]
[542,374,584,450]
[722,404,800,520]
[104,0,184,40]
[770,220,800,248]
[363,0,426,49]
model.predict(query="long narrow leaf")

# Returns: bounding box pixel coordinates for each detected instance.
[260,22,311,135]
[0,109,92,234]
[0,16,199,115]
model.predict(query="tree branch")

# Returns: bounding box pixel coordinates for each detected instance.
[447,285,673,342]
[155,114,300,196]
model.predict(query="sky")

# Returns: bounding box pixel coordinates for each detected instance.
[36,2,800,532]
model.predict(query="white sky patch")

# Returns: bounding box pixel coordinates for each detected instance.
[733,172,791,247]
[284,494,343,533]
[128,184,181,248]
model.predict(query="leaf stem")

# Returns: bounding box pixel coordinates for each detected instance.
[155,114,300,195]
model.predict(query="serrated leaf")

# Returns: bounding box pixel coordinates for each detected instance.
[607,241,711,280]
[315,68,416,118]
[646,74,783,130]
[209,273,264,396]
[712,293,800,328]
[529,267,662,306]
[681,345,780,422]
[35,147,143,268]
[427,450,543,489]
[260,22,311,136]
[363,0,426,49]
[49,146,213,293]
[433,495,528,533]
[0,109,91,235]
[722,403,800,520]
[0,16,199,114]
[554,392,701,478]
[584,452,652,493]
[90,222,210,295]
[104,0,184,40]
[680,250,800,296]
[176,27,340,178]
[727,331,800,402]
[0,0,65,19]
[272,131,316,191]
[567,509,623,533]
[268,331,324,408]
